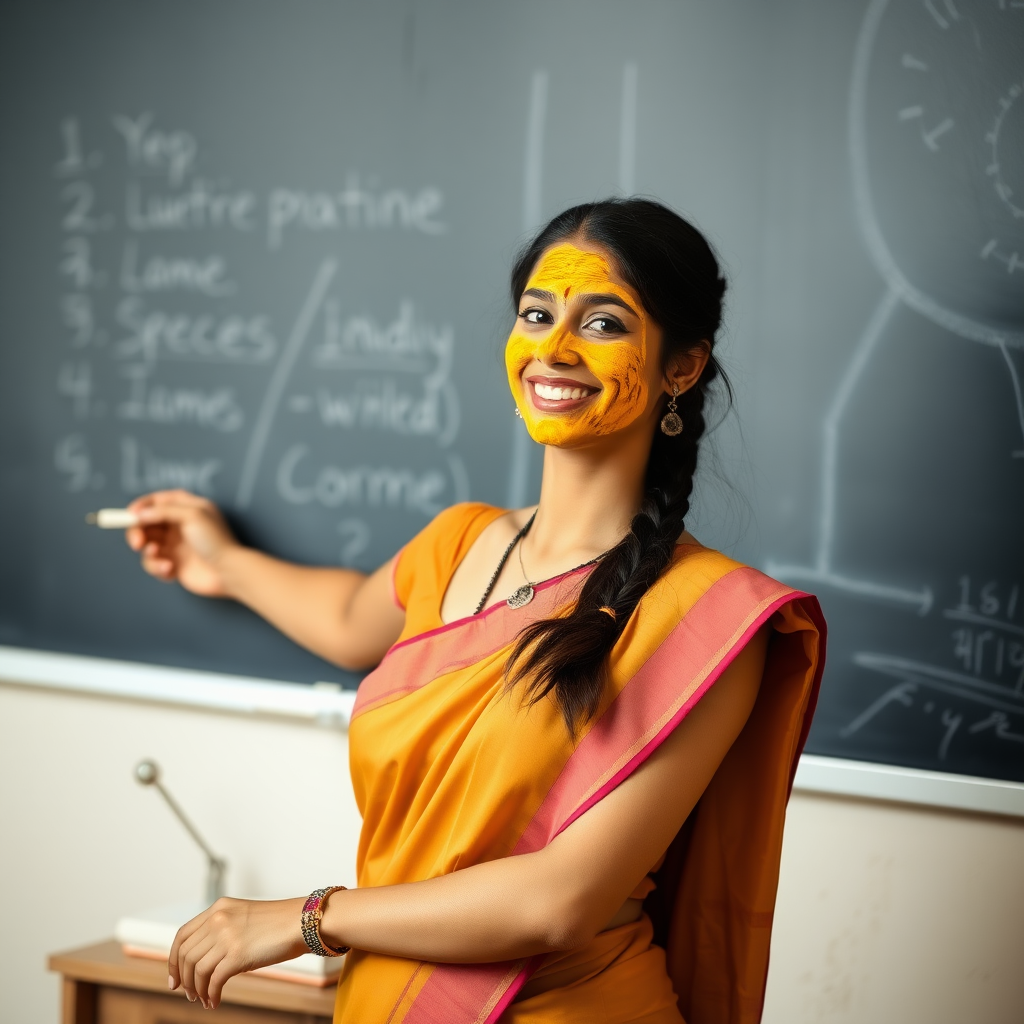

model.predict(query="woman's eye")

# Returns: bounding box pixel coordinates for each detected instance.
[584,315,626,335]
[518,307,552,325]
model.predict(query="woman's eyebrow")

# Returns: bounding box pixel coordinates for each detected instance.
[521,287,639,319]
[577,293,639,317]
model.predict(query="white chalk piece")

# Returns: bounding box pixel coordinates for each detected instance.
[85,508,139,529]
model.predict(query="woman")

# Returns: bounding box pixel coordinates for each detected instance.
[126,198,824,1023]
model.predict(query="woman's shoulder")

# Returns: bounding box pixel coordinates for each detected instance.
[398,502,507,566]
[398,502,503,552]
[392,503,506,608]
[422,501,505,539]
[653,541,793,611]
[664,539,745,587]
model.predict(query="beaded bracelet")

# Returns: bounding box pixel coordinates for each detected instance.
[300,886,349,957]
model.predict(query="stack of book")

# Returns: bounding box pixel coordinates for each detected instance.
[115,903,344,987]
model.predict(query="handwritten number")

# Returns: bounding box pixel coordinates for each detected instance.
[61,294,95,346]
[62,182,99,232]
[55,119,85,176]
[53,434,92,492]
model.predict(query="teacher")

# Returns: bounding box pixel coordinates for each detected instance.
[126,198,825,1023]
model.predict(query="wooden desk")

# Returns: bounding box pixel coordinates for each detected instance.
[49,941,336,1024]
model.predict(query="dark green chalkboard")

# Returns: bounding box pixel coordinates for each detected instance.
[1,0,1022,782]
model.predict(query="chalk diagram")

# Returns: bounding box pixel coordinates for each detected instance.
[507,63,639,509]
[767,0,1024,758]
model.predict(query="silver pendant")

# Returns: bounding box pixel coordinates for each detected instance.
[507,584,535,609]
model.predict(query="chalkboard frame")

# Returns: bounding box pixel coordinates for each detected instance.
[3,646,1023,818]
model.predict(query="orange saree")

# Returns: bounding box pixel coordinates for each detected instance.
[334,503,825,1024]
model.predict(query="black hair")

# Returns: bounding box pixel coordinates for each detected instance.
[504,197,730,736]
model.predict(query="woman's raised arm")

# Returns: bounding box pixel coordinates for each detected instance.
[125,489,405,670]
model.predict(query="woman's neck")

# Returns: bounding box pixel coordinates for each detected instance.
[526,425,652,565]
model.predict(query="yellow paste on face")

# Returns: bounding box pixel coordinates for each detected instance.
[505,244,650,446]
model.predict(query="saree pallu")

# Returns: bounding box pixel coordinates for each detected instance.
[335,504,825,1024]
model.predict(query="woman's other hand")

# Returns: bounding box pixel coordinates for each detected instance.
[126,489,239,597]
[167,896,309,1009]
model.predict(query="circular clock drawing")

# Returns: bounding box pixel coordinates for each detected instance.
[852,0,1024,345]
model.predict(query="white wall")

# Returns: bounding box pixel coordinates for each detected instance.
[2,683,1022,1024]
[0,683,360,1024]
[764,792,1024,1024]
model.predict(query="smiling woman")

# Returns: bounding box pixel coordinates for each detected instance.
[123,198,824,1024]
[506,243,653,443]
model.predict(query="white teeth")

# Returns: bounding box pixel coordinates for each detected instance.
[534,383,592,401]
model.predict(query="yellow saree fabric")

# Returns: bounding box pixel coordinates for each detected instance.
[335,503,825,1024]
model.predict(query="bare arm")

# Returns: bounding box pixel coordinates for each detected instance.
[170,627,768,1008]
[126,490,404,669]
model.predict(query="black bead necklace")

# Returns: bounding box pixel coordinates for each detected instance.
[474,510,608,615]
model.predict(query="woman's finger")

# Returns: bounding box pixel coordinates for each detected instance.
[178,931,216,1003]
[129,489,208,511]
[135,504,200,528]
[167,909,210,991]
[206,956,240,1010]
[193,945,227,1009]
[140,554,176,579]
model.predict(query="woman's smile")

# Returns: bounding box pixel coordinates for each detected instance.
[526,374,601,413]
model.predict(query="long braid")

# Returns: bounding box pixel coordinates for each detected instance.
[506,361,718,735]
[504,198,728,737]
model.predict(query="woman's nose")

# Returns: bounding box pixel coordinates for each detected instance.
[536,326,579,366]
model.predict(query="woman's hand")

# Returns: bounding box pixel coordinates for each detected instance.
[167,896,309,1009]
[123,487,404,669]
[126,490,240,597]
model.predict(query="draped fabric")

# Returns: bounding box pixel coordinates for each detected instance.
[334,504,825,1024]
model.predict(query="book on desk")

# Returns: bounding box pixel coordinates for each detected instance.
[115,903,344,987]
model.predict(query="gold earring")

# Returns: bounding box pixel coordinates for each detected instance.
[660,385,683,436]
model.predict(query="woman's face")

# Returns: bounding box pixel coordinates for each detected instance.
[505,242,665,448]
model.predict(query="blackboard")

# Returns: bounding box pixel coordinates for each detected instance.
[0,0,1021,783]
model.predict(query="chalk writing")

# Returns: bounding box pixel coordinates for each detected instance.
[337,519,372,564]
[54,434,98,491]
[120,241,234,296]
[112,113,197,186]
[114,298,276,363]
[844,574,1024,759]
[45,111,457,604]
[276,444,449,516]
[120,437,221,494]
[54,118,100,177]
[267,179,445,249]
[303,299,459,444]
[118,366,244,431]
[126,181,257,232]
[57,362,94,418]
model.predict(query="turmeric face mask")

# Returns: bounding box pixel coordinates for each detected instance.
[505,244,650,447]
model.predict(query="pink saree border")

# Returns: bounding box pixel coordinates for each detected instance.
[351,567,591,719]
[516,571,806,853]
[399,567,819,1024]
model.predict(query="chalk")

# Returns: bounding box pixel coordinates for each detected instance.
[85,508,139,529]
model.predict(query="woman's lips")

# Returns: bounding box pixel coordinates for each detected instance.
[525,375,600,414]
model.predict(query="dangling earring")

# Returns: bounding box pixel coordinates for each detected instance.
[514,407,522,418]
[660,385,683,436]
